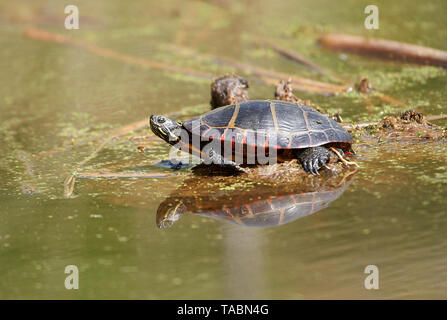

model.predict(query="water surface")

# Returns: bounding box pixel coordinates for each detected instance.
[0,0,446,299]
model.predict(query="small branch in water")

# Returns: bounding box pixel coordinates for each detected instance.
[64,174,76,197]
[255,39,406,106]
[258,39,331,76]
[126,135,159,142]
[260,76,341,96]
[318,34,447,68]
[63,140,109,197]
[24,27,214,79]
[64,170,175,197]
[74,172,175,179]
[211,57,349,95]
[426,114,447,122]
[35,103,196,160]
[375,92,406,107]
[169,44,350,95]
[341,122,377,130]
[36,119,149,160]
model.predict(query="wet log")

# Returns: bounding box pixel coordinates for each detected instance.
[318,34,447,68]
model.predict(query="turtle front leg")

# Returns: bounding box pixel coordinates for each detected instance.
[206,148,238,166]
[203,147,248,173]
[296,146,332,175]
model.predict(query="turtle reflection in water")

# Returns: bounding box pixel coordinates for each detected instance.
[156,170,355,228]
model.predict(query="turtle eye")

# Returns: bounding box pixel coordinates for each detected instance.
[158,117,166,124]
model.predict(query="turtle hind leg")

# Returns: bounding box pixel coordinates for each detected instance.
[296,146,331,175]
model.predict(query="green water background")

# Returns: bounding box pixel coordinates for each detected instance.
[0,0,446,298]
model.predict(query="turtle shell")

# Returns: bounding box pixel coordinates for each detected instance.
[182,100,352,150]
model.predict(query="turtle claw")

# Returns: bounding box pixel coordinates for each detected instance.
[318,156,328,168]
[304,158,319,175]
[302,159,313,175]
[312,158,320,175]
[297,147,332,175]
[302,161,309,173]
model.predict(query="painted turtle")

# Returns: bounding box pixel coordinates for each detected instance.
[150,100,356,174]
[156,171,354,228]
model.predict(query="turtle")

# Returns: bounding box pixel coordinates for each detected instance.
[156,171,355,228]
[149,100,357,175]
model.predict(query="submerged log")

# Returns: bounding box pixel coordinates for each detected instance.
[318,34,447,68]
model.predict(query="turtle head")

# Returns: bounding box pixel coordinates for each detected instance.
[149,115,181,144]
[156,200,187,229]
